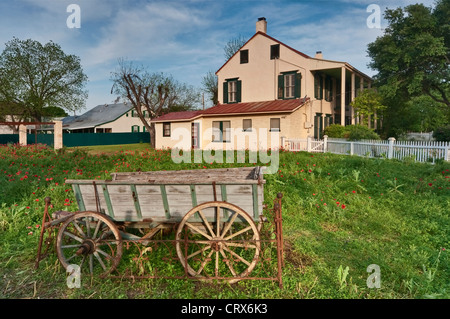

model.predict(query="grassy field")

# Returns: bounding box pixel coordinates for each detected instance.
[0,143,448,299]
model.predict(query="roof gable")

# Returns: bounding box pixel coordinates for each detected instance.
[215,31,311,75]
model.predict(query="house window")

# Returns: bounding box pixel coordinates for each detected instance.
[270,118,280,132]
[223,79,241,104]
[278,72,301,99]
[163,122,171,137]
[228,81,237,103]
[243,119,252,132]
[131,110,139,117]
[212,121,231,142]
[240,50,249,64]
[131,125,140,133]
[270,44,280,60]
[325,76,333,102]
[284,73,295,98]
[314,74,323,100]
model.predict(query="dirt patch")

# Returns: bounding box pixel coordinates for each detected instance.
[283,240,313,270]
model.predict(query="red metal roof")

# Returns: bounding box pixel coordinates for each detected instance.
[151,110,203,122]
[151,98,308,122]
[201,98,308,116]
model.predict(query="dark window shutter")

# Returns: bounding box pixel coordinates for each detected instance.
[294,73,302,98]
[223,82,228,104]
[236,80,242,103]
[278,74,284,99]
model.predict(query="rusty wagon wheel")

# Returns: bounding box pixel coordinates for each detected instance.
[176,201,261,284]
[56,211,123,278]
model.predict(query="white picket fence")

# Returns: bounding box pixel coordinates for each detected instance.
[283,136,450,163]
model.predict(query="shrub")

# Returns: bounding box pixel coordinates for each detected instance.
[323,124,348,138]
[324,124,381,141]
[433,125,450,141]
[346,125,381,141]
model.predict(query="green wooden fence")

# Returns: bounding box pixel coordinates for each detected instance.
[0,132,150,147]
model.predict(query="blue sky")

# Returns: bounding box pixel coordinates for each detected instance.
[0,0,436,113]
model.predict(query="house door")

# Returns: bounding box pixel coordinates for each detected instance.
[314,113,323,139]
[191,123,199,149]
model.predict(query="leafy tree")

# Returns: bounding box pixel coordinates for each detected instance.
[110,58,200,148]
[0,38,88,122]
[367,1,450,108]
[350,89,386,127]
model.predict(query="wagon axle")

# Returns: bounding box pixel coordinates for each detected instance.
[75,239,96,256]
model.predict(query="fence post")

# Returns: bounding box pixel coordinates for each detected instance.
[307,136,312,152]
[445,146,449,162]
[323,135,328,153]
[19,124,27,146]
[281,136,286,151]
[350,142,354,155]
[54,120,63,150]
[388,137,396,159]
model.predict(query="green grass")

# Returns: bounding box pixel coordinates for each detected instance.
[0,143,448,299]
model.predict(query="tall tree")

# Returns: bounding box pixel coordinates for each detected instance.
[201,70,218,106]
[350,89,386,127]
[367,1,450,108]
[223,35,247,60]
[0,38,88,122]
[110,58,200,148]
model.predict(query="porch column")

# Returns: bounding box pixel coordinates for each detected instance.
[351,72,356,125]
[358,77,365,124]
[19,124,27,146]
[340,66,346,126]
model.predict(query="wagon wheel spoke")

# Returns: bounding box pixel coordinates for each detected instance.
[72,220,86,239]
[187,245,211,260]
[219,249,237,276]
[56,211,122,279]
[62,230,83,243]
[222,244,251,267]
[223,226,253,241]
[220,212,239,238]
[185,222,213,240]
[195,250,214,276]
[215,207,220,237]
[198,209,215,238]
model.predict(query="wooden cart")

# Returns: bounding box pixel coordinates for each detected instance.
[35,166,283,284]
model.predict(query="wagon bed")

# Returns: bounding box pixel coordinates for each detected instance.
[65,166,265,224]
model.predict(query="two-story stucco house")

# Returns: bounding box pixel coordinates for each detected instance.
[152,18,373,151]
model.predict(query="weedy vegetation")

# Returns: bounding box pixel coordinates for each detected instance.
[0,143,448,299]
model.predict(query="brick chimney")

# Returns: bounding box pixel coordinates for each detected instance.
[256,17,267,33]
[315,51,323,59]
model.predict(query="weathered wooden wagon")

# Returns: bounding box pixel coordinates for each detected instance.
[35,166,284,285]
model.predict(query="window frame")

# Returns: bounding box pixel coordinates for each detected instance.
[163,122,171,137]
[270,118,280,132]
[240,49,249,64]
[242,119,252,132]
[212,120,231,142]
[270,44,280,60]
[284,73,295,99]
[228,80,237,103]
